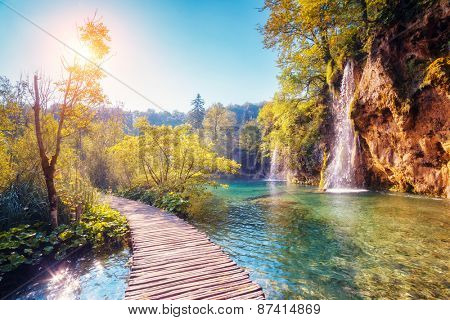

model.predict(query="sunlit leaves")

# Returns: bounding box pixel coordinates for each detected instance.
[79,17,111,61]
[108,119,240,193]
[258,96,326,177]
[262,0,364,100]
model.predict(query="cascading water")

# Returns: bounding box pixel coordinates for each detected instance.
[267,145,287,181]
[324,60,365,193]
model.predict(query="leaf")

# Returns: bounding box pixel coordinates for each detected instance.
[58,230,74,241]
[8,253,27,266]
[43,246,54,255]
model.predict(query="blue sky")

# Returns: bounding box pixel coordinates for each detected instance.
[0,0,278,112]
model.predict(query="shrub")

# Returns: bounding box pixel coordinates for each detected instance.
[118,187,189,215]
[0,182,49,230]
[0,204,128,282]
[79,204,128,248]
[154,192,189,214]
[117,187,158,205]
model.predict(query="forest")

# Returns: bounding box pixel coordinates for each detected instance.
[0,15,266,280]
[0,0,448,301]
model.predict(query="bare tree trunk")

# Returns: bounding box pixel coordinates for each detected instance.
[46,172,58,228]
[33,75,58,228]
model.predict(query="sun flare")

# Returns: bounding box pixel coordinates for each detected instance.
[67,38,95,63]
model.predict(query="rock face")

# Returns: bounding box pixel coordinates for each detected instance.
[351,1,450,198]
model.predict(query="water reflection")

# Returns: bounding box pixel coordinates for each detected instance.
[11,248,130,300]
[190,180,450,299]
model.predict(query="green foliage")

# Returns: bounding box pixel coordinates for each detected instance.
[109,118,240,194]
[118,187,188,215]
[258,96,327,181]
[0,204,128,280]
[0,183,49,230]
[79,204,128,248]
[154,192,189,214]
[0,224,50,274]
[262,0,363,100]
[262,0,440,101]
[117,187,158,204]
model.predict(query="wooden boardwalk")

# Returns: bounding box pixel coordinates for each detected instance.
[106,196,265,300]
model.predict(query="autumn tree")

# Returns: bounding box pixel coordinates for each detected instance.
[202,103,236,157]
[187,94,205,129]
[32,17,110,227]
[262,0,365,100]
[83,108,124,189]
[0,77,30,189]
[108,118,240,193]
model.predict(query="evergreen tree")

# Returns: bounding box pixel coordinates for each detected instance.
[187,94,205,129]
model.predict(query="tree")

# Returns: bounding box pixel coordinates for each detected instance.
[31,16,110,227]
[187,94,205,129]
[108,118,240,193]
[202,103,236,156]
[239,120,262,154]
[258,96,327,183]
[84,112,124,189]
[0,77,30,190]
[261,0,365,100]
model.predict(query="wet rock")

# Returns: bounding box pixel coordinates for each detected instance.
[352,1,450,198]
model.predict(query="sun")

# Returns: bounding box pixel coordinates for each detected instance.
[67,38,95,63]
[75,42,95,62]
[77,43,93,60]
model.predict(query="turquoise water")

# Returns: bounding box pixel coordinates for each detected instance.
[8,248,130,300]
[189,180,450,299]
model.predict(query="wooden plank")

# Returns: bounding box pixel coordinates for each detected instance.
[130,256,233,274]
[130,261,238,281]
[105,195,265,300]
[127,266,246,290]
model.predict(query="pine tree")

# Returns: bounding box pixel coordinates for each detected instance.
[187,94,205,129]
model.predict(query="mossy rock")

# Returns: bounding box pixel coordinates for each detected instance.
[420,56,450,93]
[318,149,329,190]
[326,60,341,96]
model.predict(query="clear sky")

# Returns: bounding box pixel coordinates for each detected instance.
[0,0,278,112]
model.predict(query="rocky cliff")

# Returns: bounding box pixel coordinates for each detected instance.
[351,1,449,198]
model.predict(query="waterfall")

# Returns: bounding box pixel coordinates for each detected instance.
[267,145,287,181]
[324,60,365,192]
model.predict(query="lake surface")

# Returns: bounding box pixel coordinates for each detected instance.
[8,248,130,300]
[189,180,450,299]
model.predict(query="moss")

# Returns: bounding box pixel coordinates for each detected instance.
[318,149,329,190]
[326,60,340,96]
[420,57,450,93]
[349,86,360,120]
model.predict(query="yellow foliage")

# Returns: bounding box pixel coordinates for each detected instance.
[108,119,240,193]
[421,56,450,94]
